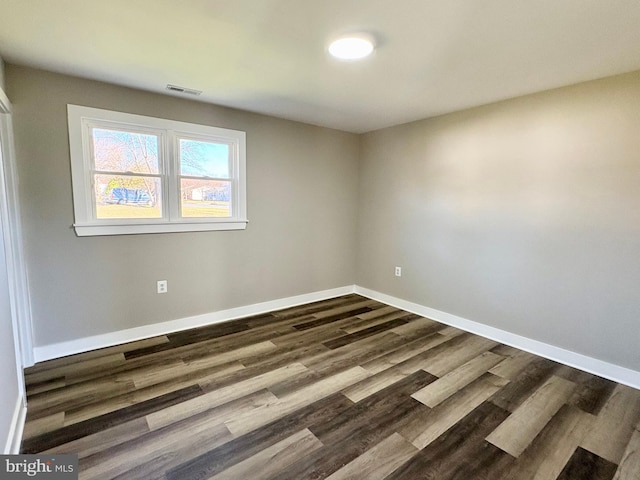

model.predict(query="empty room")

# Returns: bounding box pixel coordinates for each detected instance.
[0,1,639,479]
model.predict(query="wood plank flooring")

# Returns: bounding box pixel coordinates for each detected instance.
[21,294,640,480]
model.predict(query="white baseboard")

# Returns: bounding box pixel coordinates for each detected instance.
[32,283,640,390]
[33,285,355,363]
[4,395,26,454]
[355,286,640,390]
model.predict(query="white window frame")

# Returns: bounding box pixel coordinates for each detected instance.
[67,105,247,236]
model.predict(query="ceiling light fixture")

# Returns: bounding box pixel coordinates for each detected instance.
[328,33,375,61]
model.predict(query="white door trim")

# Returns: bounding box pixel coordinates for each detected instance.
[0,87,35,371]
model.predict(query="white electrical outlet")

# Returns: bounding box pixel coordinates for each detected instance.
[157,280,168,294]
[395,266,402,277]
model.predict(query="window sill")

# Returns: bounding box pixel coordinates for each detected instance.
[74,220,248,237]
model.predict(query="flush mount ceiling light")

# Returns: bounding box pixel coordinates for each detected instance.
[328,33,376,61]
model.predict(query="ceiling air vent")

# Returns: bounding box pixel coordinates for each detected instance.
[166,84,202,96]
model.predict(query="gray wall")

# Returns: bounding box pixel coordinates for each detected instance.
[6,65,359,346]
[357,70,640,371]
[0,58,5,91]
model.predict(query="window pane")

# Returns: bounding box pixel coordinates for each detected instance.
[179,139,229,178]
[94,174,162,219]
[181,179,231,218]
[92,128,159,174]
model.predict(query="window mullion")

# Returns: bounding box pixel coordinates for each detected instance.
[166,131,179,221]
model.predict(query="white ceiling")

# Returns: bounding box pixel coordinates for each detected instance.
[1,0,640,133]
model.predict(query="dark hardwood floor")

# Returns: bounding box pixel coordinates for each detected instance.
[21,294,640,479]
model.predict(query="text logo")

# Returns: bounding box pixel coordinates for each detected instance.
[0,455,78,479]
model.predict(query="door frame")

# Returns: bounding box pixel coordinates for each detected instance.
[0,86,34,378]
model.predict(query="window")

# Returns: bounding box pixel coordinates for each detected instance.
[67,105,247,236]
